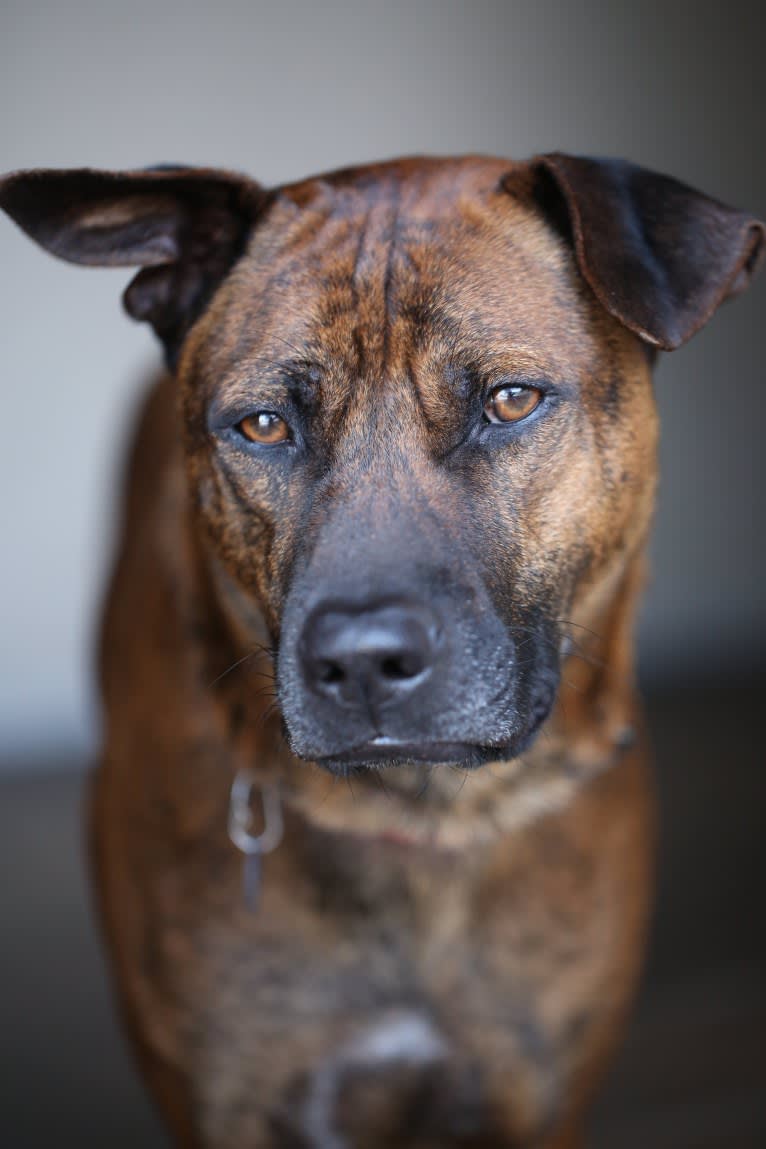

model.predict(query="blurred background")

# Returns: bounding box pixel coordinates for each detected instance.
[1,2,764,1146]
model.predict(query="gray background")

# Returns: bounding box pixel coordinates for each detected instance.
[1,0,764,764]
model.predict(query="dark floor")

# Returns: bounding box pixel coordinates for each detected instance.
[1,683,764,1148]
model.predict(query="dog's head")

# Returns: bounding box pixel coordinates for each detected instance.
[3,156,762,773]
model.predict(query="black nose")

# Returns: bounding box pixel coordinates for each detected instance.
[300,601,439,711]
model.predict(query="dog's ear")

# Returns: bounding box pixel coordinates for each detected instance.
[0,165,266,364]
[526,154,765,350]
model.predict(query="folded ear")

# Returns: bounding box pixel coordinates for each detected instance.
[528,154,765,350]
[0,165,265,364]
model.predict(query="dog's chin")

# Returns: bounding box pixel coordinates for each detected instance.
[303,694,556,775]
[314,739,497,774]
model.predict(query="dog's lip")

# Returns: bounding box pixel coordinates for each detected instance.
[315,737,487,769]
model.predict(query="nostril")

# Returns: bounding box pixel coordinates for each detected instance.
[380,654,422,681]
[318,661,346,685]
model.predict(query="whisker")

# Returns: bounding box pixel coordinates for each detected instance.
[373,769,393,803]
[564,644,604,671]
[208,651,258,688]
[414,765,433,802]
[208,637,278,690]
[557,619,605,643]
[269,334,317,363]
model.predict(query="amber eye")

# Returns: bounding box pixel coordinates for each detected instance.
[237,411,291,445]
[483,384,543,424]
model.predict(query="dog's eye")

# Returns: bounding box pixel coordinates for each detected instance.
[237,411,291,445]
[484,384,542,424]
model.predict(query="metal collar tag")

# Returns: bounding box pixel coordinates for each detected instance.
[228,770,284,910]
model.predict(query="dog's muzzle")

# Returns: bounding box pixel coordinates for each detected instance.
[277,577,560,773]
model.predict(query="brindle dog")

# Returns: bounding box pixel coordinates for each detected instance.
[1,155,763,1148]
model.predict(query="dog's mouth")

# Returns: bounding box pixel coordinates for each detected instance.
[315,738,508,774]
[309,690,556,775]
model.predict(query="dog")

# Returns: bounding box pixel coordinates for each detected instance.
[2,153,762,1148]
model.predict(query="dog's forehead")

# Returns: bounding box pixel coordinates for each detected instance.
[197,155,610,389]
[261,154,564,287]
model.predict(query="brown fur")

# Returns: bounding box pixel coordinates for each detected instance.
[2,153,762,1147]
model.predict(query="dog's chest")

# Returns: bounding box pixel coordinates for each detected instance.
[139,817,603,1141]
